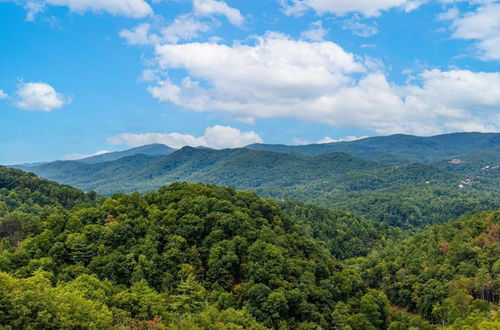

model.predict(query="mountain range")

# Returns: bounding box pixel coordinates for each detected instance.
[13,132,500,228]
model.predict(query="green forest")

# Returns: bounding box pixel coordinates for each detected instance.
[17,134,500,232]
[0,165,498,329]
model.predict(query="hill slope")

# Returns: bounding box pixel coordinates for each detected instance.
[17,147,384,194]
[11,132,500,228]
[0,179,396,329]
[77,143,176,164]
[0,170,497,329]
[247,132,500,163]
[13,144,500,228]
[359,210,500,328]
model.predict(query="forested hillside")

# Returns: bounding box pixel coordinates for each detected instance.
[0,168,498,329]
[247,133,500,163]
[0,172,395,329]
[359,211,500,329]
[278,201,405,259]
[16,140,500,229]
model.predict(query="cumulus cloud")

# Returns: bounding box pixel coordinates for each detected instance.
[192,0,244,26]
[107,125,263,149]
[144,32,500,135]
[61,150,110,160]
[280,0,425,17]
[0,89,8,100]
[14,82,71,111]
[448,3,500,60]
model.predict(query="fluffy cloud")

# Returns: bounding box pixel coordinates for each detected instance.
[120,16,211,46]
[14,82,71,111]
[192,0,244,26]
[145,33,500,135]
[120,23,153,45]
[0,89,8,100]
[61,150,110,160]
[448,3,500,60]
[280,0,425,17]
[107,125,263,149]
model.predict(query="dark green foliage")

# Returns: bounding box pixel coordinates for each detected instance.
[0,166,99,244]
[15,133,500,230]
[360,211,500,327]
[313,185,500,228]
[0,166,498,329]
[279,201,404,259]
[0,166,97,209]
[0,175,393,329]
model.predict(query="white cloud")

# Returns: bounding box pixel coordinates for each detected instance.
[120,23,153,45]
[160,14,211,43]
[144,32,500,135]
[107,125,263,149]
[317,136,367,143]
[0,89,8,100]
[45,0,153,18]
[448,3,500,60]
[193,0,244,26]
[341,15,379,37]
[140,69,159,82]
[61,150,110,160]
[301,21,328,41]
[120,16,211,46]
[436,6,459,21]
[14,82,71,111]
[13,0,152,19]
[24,1,45,21]
[292,137,311,145]
[280,0,425,17]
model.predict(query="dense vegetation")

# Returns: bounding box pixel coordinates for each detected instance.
[0,166,498,329]
[15,135,500,229]
[358,211,500,328]
[279,201,404,259]
[0,174,395,329]
[0,166,99,245]
[308,184,500,228]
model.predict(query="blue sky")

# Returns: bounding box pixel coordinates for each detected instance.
[0,0,499,164]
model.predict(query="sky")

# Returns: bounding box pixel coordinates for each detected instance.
[0,0,499,164]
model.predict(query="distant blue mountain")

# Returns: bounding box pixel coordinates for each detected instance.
[12,132,499,199]
[246,132,500,163]
[77,144,176,164]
